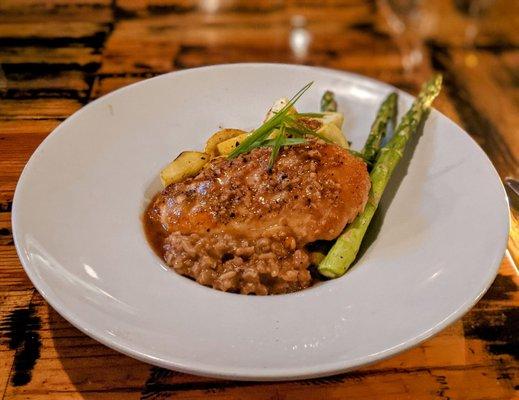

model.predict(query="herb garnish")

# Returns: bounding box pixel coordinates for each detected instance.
[228,82,340,169]
[227,82,366,169]
[228,82,314,160]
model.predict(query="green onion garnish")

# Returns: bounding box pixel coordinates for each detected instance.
[228,82,313,159]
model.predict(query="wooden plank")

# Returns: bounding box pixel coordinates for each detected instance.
[90,75,151,99]
[3,70,90,100]
[0,119,60,206]
[448,50,519,176]
[0,248,32,290]
[0,290,35,397]
[0,99,81,120]
[430,47,519,178]
[0,0,111,9]
[420,0,519,48]
[2,294,147,399]
[0,47,100,66]
[375,0,519,49]
[100,5,373,74]
[0,3,112,24]
[510,210,519,266]
[0,22,111,41]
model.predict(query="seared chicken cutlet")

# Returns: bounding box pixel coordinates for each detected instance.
[147,141,370,294]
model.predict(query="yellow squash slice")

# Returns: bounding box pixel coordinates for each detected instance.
[216,133,249,155]
[160,151,209,187]
[204,128,247,156]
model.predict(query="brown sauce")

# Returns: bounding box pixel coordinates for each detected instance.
[143,194,168,258]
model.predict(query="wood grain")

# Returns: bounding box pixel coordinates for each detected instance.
[0,0,517,399]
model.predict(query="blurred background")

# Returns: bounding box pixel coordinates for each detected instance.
[0,0,517,172]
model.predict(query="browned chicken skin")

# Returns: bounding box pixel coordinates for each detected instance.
[148,141,370,295]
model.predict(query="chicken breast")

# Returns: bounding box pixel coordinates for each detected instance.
[147,141,370,294]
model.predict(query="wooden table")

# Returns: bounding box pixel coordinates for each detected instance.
[0,1,517,398]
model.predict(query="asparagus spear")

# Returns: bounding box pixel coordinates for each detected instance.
[362,92,398,164]
[320,90,337,112]
[318,74,443,278]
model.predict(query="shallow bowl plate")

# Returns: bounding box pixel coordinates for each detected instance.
[12,64,509,380]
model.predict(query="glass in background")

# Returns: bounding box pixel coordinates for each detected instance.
[377,0,424,74]
[453,0,496,46]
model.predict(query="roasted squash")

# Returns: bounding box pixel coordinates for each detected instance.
[160,151,209,187]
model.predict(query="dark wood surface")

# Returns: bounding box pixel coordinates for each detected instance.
[0,1,517,398]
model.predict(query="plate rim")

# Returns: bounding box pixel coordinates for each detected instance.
[11,63,510,380]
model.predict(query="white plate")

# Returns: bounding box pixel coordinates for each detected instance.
[12,64,509,380]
